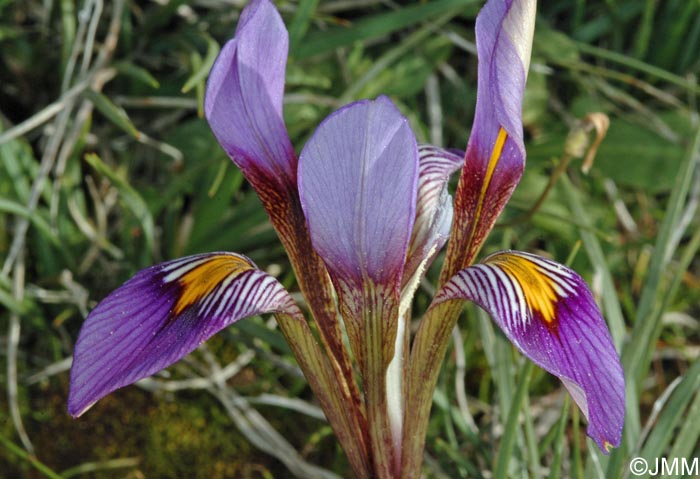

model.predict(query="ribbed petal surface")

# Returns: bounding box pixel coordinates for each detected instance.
[402,145,463,291]
[436,251,624,452]
[298,95,418,290]
[298,97,420,473]
[205,0,295,188]
[68,253,300,417]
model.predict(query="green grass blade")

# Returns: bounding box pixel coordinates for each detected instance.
[84,153,155,260]
[639,358,700,461]
[622,125,700,390]
[0,431,64,479]
[548,397,571,479]
[493,360,535,479]
[666,388,700,466]
[113,61,160,89]
[288,0,319,53]
[84,89,140,138]
[293,0,474,59]
[181,36,220,94]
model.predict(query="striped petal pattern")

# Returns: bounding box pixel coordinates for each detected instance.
[68,253,301,417]
[435,251,624,452]
[205,0,296,191]
[402,145,463,292]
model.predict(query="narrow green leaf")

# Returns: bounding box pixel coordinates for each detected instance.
[667,388,700,465]
[288,0,319,52]
[623,125,700,391]
[181,36,220,94]
[339,12,457,103]
[0,198,60,246]
[493,360,534,479]
[574,41,700,95]
[549,397,570,479]
[293,0,474,59]
[0,431,64,479]
[632,0,657,59]
[60,458,140,479]
[113,61,161,88]
[60,0,76,71]
[84,153,155,257]
[84,89,140,138]
[0,284,29,315]
[640,358,700,460]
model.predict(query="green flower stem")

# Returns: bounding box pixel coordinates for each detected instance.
[274,310,372,479]
[400,299,465,478]
[360,288,399,478]
[270,194,369,448]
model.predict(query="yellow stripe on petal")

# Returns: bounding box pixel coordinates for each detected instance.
[486,252,568,327]
[462,127,509,257]
[474,128,508,225]
[172,254,253,315]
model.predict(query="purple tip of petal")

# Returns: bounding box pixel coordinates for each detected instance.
[204,0,295,184]
[68,253,299,417]
[298,95,419,289]
[436,251,625,452]
[474,0,535,153]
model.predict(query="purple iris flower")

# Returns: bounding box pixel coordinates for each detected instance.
[68,0,625,477]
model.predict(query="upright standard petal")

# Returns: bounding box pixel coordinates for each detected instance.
[435,251,624,452]
[205,0,295,189]
[298,96,418,291]
[68,253,300,417]
[446,0,536,273]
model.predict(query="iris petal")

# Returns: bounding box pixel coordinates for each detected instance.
[68,253,300,417]
[403,145,463,291]
[205,0,295,189]
[298,95,418,291]
[435,251,625,452]
[448,0,536,270]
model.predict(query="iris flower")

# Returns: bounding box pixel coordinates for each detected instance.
[68,0,625,477]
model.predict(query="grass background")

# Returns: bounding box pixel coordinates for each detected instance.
[1,0,699,477]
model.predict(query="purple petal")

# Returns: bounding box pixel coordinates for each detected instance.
[435,251,624,452]
[68,253,300,417]
[205,0,295,188]
[402,145,463,291]
[474,0,535,154]
[448,0,536,268]
[298,96,419,290]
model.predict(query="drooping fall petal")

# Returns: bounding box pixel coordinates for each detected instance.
[298,96,418,293]
[435,251,625,452]
[68,253,300,417]
[205,0,295,190]
[446,0,536,273]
